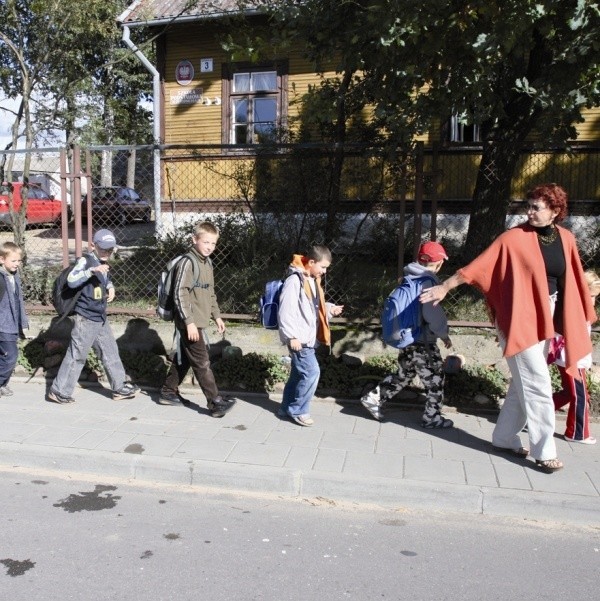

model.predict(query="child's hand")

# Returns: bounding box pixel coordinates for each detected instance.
[331,305,344,317]
[92,264,110,275]
[289,338,302,352]
[442,337,452,349]
[187,323,200,342]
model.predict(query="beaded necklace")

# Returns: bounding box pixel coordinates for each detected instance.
[536,225,558,245]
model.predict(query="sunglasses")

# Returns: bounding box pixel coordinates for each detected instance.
[526,204,549,212]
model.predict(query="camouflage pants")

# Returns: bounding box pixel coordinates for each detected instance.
[379,344,445,422]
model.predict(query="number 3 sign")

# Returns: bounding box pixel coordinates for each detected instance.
[200,58,214,73]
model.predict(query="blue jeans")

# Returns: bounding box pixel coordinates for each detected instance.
[0,337,18,388]
[51,314,127,397]
[281,347,320,417]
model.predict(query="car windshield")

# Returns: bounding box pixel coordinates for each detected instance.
[94,187,117,199]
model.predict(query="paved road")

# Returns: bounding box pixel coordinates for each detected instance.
[1,471,598,601]
[0,378,599,526]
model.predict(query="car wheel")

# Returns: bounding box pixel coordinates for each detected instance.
[142,208,152,223]
[117,210,128,227]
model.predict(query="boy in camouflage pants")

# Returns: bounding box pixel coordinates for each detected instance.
[361,241,453,428]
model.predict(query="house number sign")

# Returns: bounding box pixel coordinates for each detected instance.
[200,58,214,73]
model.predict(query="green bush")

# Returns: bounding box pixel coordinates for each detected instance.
[444,363,507,408]
[212,351,290,392]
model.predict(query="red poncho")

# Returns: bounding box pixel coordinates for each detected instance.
[459,223,597,378]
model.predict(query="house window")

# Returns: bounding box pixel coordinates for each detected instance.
[449,114,481,143]
[223,63,287,144]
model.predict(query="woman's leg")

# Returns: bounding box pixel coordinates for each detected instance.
[493,340,557,461]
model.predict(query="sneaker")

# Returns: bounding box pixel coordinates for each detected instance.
[291,414,314,426]
[422,416,454,429]
[47,389,75,404]
[112,383,140,400]
[564,435,597,445]
[158,390,183,406]
[360,385,383,421]
[208,396,236,418]
[0,385,14,396]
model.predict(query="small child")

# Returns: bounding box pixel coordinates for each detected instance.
[361,241,453,427]
[48,229,139,404]
[0,241,29,396]
[549,270,600,445]
[158,221,236,418]
[277,245,344,426]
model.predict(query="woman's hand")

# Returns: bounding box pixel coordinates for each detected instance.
[420,272,466,306]
[420,285,447,306]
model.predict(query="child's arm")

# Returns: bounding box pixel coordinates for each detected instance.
[278,274,303,349]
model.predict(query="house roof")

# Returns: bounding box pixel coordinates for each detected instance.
[118,0,267,27]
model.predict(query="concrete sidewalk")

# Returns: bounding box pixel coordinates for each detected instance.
[1,378,598,525]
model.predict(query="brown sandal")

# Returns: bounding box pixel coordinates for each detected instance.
[535,458,563,473]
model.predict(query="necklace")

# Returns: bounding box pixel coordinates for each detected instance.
[536,225,558,245]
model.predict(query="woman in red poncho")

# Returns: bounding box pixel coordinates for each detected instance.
[421,184,597,473]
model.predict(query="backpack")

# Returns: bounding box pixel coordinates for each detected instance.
[52,253,94,322]
[259,272,302,329]
[381,275,435,349]
[156,252,205,321]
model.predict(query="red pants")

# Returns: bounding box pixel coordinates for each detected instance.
[552,365,590,441]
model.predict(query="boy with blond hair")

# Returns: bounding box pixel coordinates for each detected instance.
[0,241,28,396]
[159,221,235,417]
[361,241,453,427]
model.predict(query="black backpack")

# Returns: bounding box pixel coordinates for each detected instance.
[52,253,94,322]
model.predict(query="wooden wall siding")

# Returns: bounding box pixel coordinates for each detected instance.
[576,107,600,140]
[163,156,257,200]
[425,151,600,201]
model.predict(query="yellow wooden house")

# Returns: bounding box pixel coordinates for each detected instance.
[118,0,600,205]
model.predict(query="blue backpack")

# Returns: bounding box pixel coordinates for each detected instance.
[381,275,435,349]
[259,272,302,329]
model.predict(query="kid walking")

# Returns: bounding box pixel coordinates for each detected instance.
[48,229,139,404]
[0,241,29,396]
[277,245,344,426]
[158,221,236,417]
[361,241,453,427]
[549,270,600,444]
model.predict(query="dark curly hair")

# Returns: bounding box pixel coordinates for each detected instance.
[526,183,568,223]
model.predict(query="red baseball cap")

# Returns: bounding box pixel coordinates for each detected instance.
[418,241,448,262]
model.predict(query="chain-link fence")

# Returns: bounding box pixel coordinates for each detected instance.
[1,143,599,323]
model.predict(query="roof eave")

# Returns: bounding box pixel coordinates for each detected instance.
[117,6,263,28]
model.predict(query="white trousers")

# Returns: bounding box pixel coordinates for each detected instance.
[493,336,557,461]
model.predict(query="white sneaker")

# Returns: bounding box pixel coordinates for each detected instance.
[360,385,383,421]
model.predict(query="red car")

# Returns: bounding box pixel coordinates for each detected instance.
[0,181,66,227]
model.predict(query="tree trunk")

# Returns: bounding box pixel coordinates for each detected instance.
[462,140,521,263]
[324,69,353,245]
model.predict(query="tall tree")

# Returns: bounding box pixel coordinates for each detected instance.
[253,0,600,259]
[0,0,152,248]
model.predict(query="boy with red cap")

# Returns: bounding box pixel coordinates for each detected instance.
[361,241,453,427]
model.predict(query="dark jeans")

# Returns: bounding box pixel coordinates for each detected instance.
[163,330,219,402]
[0,337,18,388]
